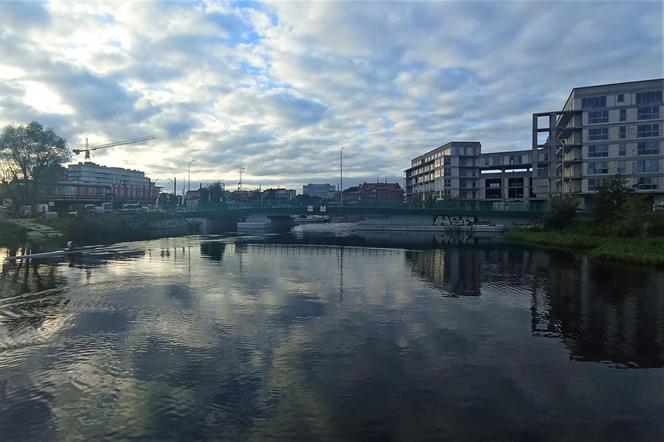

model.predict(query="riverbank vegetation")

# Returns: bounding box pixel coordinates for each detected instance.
[0,221,28,245]
[40,211,196,245]
[507,174,664,266]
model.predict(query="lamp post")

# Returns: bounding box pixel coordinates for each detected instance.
[340,146,344,207]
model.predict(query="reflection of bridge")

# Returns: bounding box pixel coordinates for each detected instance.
[182,201,549,231]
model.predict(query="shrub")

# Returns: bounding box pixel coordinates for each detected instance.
[542,198,577,230]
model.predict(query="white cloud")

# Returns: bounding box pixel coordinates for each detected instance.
[0,0,661,189]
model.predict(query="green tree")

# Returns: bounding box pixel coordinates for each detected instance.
[543,197,577,230]
[591,174,656,237]
[591,174,633,224]
[0,121,70,206]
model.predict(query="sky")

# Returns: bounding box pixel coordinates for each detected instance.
[0,0,662,192]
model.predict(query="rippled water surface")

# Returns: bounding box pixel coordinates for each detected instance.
[1,225,664,441]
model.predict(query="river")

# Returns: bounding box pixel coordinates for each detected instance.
[1,224,663,441]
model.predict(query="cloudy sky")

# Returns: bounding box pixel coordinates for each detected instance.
[0,1,662,191]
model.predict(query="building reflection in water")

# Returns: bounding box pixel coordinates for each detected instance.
[406,242,664,368]
[226,228,664,368]
[531,255,664,368]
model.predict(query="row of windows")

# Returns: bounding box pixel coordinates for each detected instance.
[587,141,660,157]
[582,90,662,108]
[589,177,658,191]
[582,96,606,108]
[482,155,530,166]
[588,159,659,174]
[588,124,660,140]
[589,107,659,124]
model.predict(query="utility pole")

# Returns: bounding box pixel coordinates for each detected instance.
[187,160,195,192]
[238,164,245,191]
[340,146,344,208]
[167,177,177,196]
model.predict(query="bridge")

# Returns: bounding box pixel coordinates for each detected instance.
[180,201,550,232]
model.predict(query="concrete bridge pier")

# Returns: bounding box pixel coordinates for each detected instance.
[188,216,239,234]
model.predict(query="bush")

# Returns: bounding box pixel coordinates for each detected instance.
[645,213,664,236]
[542,198,577,230]
[0,221,28,245]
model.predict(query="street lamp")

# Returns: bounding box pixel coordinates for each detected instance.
[340,146,344,208]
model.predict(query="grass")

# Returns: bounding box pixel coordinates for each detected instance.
[0,220,29,244]
[505,228,664,267]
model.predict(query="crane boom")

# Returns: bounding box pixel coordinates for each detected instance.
[73,135,156,160]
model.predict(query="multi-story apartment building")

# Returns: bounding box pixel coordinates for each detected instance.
[533,78,663,205]
[406,79,664,205]
[55,162,159,205]
[302,183,336,200]
[404,142,481,201]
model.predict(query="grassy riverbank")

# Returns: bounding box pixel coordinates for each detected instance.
[505,228,664,267]
[0,221,28,244]
[39,212,196,245]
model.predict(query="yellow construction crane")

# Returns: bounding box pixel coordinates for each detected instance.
[73,135,156,160]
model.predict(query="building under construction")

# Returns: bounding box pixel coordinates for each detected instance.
[405,78,664,206]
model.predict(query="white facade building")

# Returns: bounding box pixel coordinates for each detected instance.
[303,183,336,199]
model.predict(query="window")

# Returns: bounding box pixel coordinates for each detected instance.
[484,179,501,198]
[615,161,627,174]
[444,179,451,188]
[588,144,608,157]
[620,109,626,121]
[508,177,523,187]
[637,106,660,120]
[588,110,609,124]
[582,96,606,108]
[508,187,524,199]
[588,161,609,174]
[635,91,663,105]
[588,178,603,192]
[637,141,659,155]
[617,94,625,103]
[637,124,659,138]
[637,177,657,190]
[619,143,627,156]
[588,128,608,140]
[619,126,627,139]
[588,110,608,124]
[637,159,659,173]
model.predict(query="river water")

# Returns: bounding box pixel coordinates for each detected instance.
[1,224,663,441]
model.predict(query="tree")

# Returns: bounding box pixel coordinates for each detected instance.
[591,174,656,237]
[542,197,578,230]
[592,173,633,223]
[0,121,70,206]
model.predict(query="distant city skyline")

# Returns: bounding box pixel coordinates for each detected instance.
[0,1,661,190]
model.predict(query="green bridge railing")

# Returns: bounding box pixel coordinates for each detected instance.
[191,200,550,215]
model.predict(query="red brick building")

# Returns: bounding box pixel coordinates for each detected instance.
[342,182,404,203]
